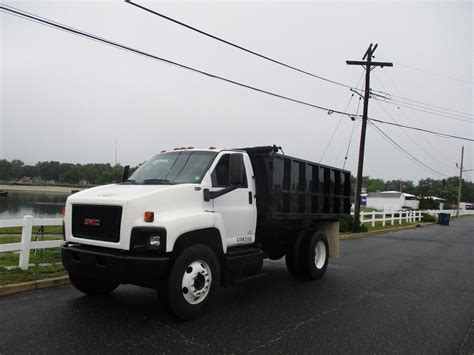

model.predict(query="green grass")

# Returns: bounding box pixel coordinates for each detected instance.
[0,226,63,235]
[0,248,62,267]
[0,264,66,286]
[0,235,62,245]
[340,221,424,235]
[366,221,421,232]
[361,207,381,212]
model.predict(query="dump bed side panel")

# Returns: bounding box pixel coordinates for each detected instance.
[246,149,351,227]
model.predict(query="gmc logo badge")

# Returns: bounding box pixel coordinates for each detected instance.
[84,218,101,227]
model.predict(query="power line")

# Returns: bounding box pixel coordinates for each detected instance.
[373,99,458,171]
[378,70,473,117]
[125,0,354,89]
[367,118,474,142]
[373,98,474,124]
[387,97,473,120]
[0,4,357,118]
[369,122,450,178]
[369,74,473,122]
[372,70,468,166]
[342,99,362,170]
[374,56,474,85]
[3,5,472,144]
[396,106,459,167]
[371,89,474,118]
[319,70,365,164]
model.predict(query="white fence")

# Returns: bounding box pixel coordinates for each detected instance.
[0,216,63,270]
[352,210,423,227]
[354,209,474,227]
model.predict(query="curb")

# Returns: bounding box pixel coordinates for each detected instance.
[340,222,436,240]
[0,276,70,297]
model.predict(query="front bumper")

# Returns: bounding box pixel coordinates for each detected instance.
[61,243,170,288]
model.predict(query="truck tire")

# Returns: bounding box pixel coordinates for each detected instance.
[158,244,220,320]
[303,231,329,280]
[69,273,119,295]
[285,230,311,278]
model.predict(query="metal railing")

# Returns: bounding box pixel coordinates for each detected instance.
[0,216,63,270]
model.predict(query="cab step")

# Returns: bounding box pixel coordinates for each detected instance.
[226,245,263,285]
[233,272,267,285]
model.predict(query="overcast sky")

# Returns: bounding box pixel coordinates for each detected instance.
[1,0,473,182]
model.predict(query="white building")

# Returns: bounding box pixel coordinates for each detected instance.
[428,196,446,210]
[460,202,474,211]
[366,191,420,211]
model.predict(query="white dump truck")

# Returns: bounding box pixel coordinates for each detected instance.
[61,145,351,319]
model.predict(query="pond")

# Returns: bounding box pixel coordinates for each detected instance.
[0,191,68,220]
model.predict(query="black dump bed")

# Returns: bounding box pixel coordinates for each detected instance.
[241,146,351,226]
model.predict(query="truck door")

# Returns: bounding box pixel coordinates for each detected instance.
[210,152,257,247]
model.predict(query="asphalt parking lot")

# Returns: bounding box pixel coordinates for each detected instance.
[1,218,473,354]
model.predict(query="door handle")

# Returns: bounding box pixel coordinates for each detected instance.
[248,191,253,204]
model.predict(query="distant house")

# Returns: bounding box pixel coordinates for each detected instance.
[460,202,474,210]
[366,191,420,211]
[428,196,446,210]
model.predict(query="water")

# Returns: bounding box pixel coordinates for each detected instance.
[0,191,68,220]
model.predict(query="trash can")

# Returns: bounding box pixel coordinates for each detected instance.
[437,213,450,226]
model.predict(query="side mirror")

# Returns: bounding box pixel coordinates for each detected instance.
[122,165,130,182]
[229,154,244,186]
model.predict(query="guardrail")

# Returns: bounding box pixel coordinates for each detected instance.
[0,216,63,270]
[352,210,423,227]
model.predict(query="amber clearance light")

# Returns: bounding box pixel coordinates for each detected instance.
[144,211,154,223]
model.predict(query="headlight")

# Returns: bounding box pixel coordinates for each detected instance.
[130,227,166,253]
[148,235,161,248]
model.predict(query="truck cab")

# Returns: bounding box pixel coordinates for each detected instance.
[62,146,349,319]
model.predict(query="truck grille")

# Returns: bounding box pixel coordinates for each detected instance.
[72,204,122,243]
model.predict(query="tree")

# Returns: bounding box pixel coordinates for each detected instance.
[36,161,62,181]
[0,160,12,180]
[10,159,24,179]
[365,177,385,192]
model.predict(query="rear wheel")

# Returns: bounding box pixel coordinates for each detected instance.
[69,273,119,295]
[304,232,329,280]
[285,230,329,280]
[285,230,310,278]
[158,244,220,320]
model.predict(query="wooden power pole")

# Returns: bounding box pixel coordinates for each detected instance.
[347,44,393,232]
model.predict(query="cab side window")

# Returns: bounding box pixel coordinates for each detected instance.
[211,154,248,188]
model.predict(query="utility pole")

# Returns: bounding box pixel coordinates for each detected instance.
[347,44,393,232]
[115,137,118,166]
[456,146,464,218]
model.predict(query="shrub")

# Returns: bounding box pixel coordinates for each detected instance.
[421,213,436,222]
[339,217,352,233]
[339,217,368,233]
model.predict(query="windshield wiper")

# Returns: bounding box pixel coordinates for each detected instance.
[121,179,138,184]
[143,178,173,185]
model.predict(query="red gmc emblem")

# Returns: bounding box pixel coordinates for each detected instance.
[84,218,101,227]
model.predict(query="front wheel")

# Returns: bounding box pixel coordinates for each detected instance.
[69,273,119,295]
[158,244,220,320]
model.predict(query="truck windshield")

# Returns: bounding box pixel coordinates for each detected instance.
[127,151,217,184]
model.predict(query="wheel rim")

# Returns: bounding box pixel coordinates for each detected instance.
[314,241,327,269]
[181,260,212,305]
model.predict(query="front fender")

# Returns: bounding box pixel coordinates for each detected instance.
[159,211,227,253]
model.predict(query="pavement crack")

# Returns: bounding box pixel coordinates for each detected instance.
[248,303,343,353]
[164,325,213,350]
